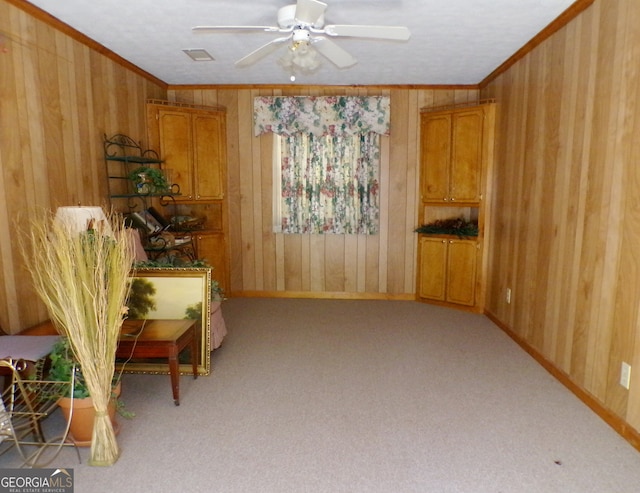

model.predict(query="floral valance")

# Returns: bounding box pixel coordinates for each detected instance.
[254,96,390,137]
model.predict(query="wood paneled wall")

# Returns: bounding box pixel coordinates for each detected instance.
[166,88,479,299]
[0,0,165,333]
[481,0,640,436]
[3,0,640,450]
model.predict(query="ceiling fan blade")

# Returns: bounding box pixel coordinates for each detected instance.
[312,37,357,69]
[294,0,327,25]
[193,25,280,34]
[324,25,411,41]
[235,36,292,67]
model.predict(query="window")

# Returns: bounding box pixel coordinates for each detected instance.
[273,132,380,234]
[254,96,390,235]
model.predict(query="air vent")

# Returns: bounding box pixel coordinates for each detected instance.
[182,49,214,61]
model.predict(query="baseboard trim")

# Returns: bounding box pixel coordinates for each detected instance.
[229,290,415,301]
[484,309,640,453]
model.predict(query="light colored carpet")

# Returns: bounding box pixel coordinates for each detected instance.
[3,298,640,492]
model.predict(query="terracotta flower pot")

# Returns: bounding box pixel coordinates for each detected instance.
[57,383,121,447]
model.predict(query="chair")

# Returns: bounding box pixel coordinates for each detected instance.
[0,357,80,467]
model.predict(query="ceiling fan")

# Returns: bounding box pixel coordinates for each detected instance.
[192,0,411,75]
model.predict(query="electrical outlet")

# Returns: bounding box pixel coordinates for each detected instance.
[620,362,631,389]
[506,288,512,304]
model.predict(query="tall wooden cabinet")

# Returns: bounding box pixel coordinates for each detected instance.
[417,102,495,312]
[146,100,229,293]
[155,109,225,201]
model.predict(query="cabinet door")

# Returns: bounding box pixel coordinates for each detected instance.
[450,108,483,203]
[195,232,228,294]
[418,237,447,300]
[193,113,225,200]
[158,110,194,200]
[446,239,477,306]
[420,113,451,203]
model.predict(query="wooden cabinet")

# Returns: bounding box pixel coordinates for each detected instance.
[149,103,226,202]
[417,102,495,312]
[192,113,225,200]
[147,100,230,293]
[420,107,485,204]
[194,232,228,294]
[418,236,478,306]
[418,236,448,300]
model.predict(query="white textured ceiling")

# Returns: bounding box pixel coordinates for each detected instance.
[26,0,577,86]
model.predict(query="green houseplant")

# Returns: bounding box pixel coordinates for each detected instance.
[127,166,170,194]
[47,337,93,400]
[21,207,134,466]
[47,338,130,446]
[414,216,479,238]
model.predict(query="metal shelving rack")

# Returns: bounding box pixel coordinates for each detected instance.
[103,133,195,262]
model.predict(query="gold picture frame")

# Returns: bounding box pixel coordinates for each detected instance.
[119,267,211,376]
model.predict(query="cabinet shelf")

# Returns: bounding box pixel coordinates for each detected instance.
[108,193,182,199]
[421,200,481,206]
[418,233,478,240]
[105,155,162,164]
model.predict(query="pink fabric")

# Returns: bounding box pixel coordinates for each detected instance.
[210,302,227,350]
[123,228,148,262]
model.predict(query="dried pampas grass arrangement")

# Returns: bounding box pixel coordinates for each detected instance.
[21,208,134,466]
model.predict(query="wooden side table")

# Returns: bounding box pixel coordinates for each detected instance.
[117,319,199,406]
[12,319,199,405]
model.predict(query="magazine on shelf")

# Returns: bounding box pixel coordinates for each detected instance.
[130,210,166,234]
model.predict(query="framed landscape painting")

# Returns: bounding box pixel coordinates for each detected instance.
[120,267,211,376]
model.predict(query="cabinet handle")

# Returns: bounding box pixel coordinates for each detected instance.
[450,197,456,201]
[443,197,448,201]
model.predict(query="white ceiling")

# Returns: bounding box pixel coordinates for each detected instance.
[26,0,577,86]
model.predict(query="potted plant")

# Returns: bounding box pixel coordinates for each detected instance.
[127,166,170,194]
[47,338,131,446]
[21,207,135,466]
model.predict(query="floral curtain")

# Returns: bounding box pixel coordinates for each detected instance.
[257,96,387,235]
[254,96,390,137]
[277,132,380,234]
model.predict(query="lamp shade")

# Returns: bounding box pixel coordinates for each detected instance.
[54,206,112,236]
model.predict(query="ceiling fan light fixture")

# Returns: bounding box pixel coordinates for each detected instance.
[193,0,409,73]
[279,42,321,74]
[182,49,214,62]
